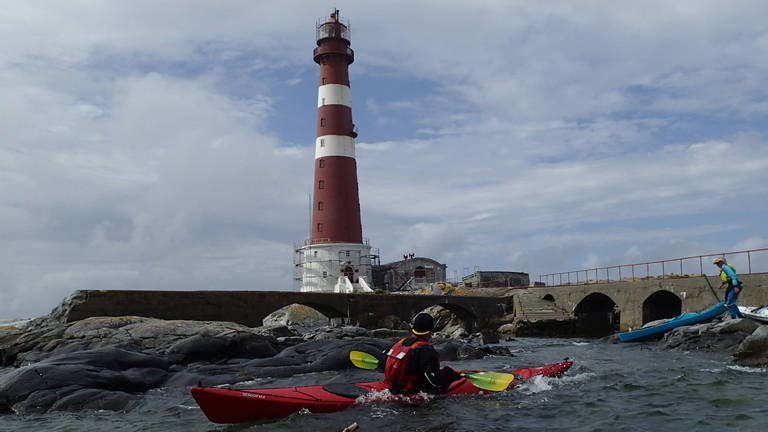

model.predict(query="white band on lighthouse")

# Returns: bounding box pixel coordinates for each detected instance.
[317,84,351,108]
[316,135,355,159]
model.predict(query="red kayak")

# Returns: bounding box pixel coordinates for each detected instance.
[191,360,573,424]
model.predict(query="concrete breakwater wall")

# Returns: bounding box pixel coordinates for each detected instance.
[50,273,767,336]
[56,290,512,332]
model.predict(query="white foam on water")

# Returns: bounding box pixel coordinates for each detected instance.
[551,372,594,386]
[529,375,553,392]
[518,375,553,394]
[518,371,595,396]
[571,341,590,346]
[726,365,767,374]
[355,388,433,405]
[370,405,402,419]
[355,388,397,404]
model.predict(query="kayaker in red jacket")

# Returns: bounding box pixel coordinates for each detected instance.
[384,312,462,394]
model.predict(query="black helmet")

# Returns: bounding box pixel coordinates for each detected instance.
[411,312,435,335]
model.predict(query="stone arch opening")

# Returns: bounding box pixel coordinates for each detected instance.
[542,294,555,302]
[642,291,681,325]
[574,292,619,337]
[414,303,479,336]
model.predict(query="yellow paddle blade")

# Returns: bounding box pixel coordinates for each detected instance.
[349,350,379,370]
[465,371,516,392]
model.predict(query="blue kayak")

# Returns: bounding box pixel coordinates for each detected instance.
[619,301,727,342]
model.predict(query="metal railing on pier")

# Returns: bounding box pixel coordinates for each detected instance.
[538,247,768,287]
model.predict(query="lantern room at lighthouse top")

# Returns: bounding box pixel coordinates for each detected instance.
[314,10,354,65]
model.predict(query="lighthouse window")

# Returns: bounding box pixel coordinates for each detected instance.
[320,139,325,147]
[318,180,325,189]
[346,251,350,257]
[317,223,323,232]
[320,118,326,127]
[322,271,327,278]
[320,23,334,39]
[318,201,324,210]
[322,77,327,85]
[319,159,325,168]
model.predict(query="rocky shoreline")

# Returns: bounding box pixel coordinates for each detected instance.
[1,294,767,416]
[0,300,510,415]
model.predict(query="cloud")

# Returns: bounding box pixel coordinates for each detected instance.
[0,69,311,317]
[2,1,768,318]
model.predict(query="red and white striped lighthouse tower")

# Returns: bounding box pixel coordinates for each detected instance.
[296,10,373,293]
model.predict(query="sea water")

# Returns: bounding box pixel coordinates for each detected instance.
[1,337,766,431]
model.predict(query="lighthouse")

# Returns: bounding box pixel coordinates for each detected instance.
[294,10,374,293]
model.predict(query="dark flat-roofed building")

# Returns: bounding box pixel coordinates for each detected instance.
[461,271,529,288]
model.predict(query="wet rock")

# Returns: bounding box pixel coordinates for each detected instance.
[0,347,168,413]
[512,318,580,337]
[166,332,277,363]
[369,328,410,339]
[16,386,140,413]
[0,394,10,414]
[166,335,227,362]
[478,345,514,357]
[172,338,394,387]
[469,329,499,345]
[733,325,768,367]
[663,318,757,353]
[436,325,469,340]
[377,315,408,330]
[305,325,369,340]
[254,324,301,339]
[276,336,306,346]
[50,388,140,412]
[433,341,510,361]
[1,316,282,366]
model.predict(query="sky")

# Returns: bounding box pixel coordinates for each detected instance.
[1,1,767,318]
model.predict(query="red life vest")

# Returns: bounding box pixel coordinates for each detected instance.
[384,337,430,393]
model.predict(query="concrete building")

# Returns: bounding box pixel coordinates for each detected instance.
[294,10,376,293]
[372,257,447,291]
[461,271,529,288]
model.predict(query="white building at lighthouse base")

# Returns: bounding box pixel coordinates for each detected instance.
[294,240,374,293]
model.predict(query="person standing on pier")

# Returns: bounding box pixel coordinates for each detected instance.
[713,257,744,318]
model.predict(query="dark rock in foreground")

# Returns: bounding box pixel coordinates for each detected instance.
[1,316,284,368]
[733,325,768,367]
[0,310,510,415]
[663,317,759,354]
[660,316,768,367]
[0,348,167,413]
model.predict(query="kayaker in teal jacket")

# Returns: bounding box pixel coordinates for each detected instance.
[713,257,744,318]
